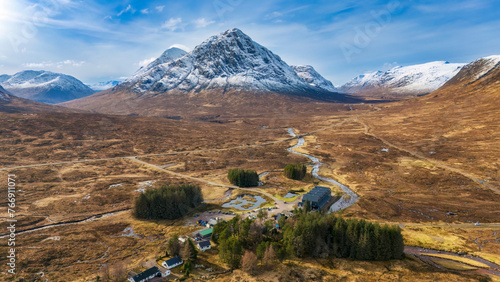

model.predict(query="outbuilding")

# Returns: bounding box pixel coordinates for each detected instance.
[162,256,183,269]
[128,266,162,282]
[197,240,211,252]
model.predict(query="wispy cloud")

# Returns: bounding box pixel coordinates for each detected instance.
[137,57,155,67]
[23,60,85,69]
[162,17,182,31]
[117,4,135,17]
[140,8,149,15]
[193,18,215,28]
[155,5,165,12]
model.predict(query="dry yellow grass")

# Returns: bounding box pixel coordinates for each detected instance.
[430,258,478,271]
[422,253,490,269]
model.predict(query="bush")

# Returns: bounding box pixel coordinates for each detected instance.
[227,169,259,187]
[284,164,307,180]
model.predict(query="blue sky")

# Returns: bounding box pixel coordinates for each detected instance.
[0,0,499,85]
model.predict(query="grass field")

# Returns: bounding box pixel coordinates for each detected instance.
[430,258,478,271]
[422,253,490,269]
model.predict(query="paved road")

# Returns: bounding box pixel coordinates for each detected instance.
[357,118,500,195]
[405,246,500,277]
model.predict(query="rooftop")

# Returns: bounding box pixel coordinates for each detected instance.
[165,256,182,266]
[198,240,211,248]
[199,228,213,236]
[130,266,160,282]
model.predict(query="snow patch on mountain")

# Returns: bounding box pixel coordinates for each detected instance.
[340,61,465,95]
[131,47,188,79]
[88,80,122,91]
[0,70,95,104]
[292,65,337,92]
[472,55,500,80]
[120,28,335,95]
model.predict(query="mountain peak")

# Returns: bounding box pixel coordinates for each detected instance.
[120,28,338,95]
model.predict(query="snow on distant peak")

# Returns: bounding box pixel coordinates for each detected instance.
[292,65,337,92]
[88,80,122,91]
[130,47,188,80]
[340,61,465,95]
[0,70,94,104]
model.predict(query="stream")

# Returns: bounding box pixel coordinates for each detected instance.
[286,128,359,213]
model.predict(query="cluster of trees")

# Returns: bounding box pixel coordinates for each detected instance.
[211,209,404,271]
[133,184,203,220]
[282,211,404,260]
[284,164,307,180]
[227,169,259,187]
[166,234,199,277]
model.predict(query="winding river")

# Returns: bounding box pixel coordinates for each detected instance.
[286,128,359,213]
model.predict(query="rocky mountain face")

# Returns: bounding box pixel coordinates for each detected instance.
[118,28,336,95]
[440,55,500,87]
[291,65,337,92]
[0,85,10,102]
[339,61,465,97]
[0,70,95,104]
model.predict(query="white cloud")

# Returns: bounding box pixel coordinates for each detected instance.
[193,18,215,28]
[162,18,182,31]
[137,57,155,67]
[169,44,191,52]
[23,60,85,69]
[140,8,149,14]
[155,5,165,12]
[117,4,135,17]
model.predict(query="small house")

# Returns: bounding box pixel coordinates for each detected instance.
[128,266,162,282]
[197,240,211,252]
[162,256,183,269]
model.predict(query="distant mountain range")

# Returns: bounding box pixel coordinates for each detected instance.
[87,80,122,91]
[339,61,464,98]
[0,70,94,104]
[2,28,498,112]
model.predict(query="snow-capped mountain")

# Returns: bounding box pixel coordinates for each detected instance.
[0,70,95,104]
[119,28,336,94]
[88,80,122,91]
[339,61,465,97]
[133,47,188,78]
[467,55,500,81]
[436,55,500,90]
[291,65,337,92]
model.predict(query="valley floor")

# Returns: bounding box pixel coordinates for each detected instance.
[0,102,499,281]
